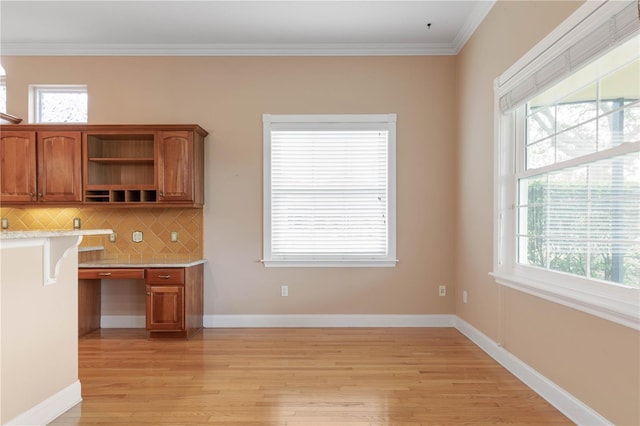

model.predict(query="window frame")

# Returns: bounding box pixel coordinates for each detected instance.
[493,1,640,330]
[0,75,6,114]
[262,113,397,268]
[29,84,88,123]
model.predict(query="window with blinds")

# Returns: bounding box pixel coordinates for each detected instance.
[493,0,639,329]
[517,37,639,287]
[262,114,397,267]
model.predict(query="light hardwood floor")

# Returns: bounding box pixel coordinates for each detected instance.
[52,328,571,425]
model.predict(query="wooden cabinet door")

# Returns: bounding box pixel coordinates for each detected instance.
[37,132,82,202]
[146,285,185,331]
[0,131,37,202]
[157,131,193,202]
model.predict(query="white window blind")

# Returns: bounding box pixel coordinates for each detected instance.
[499,1,640,113]
[263,114,397,267]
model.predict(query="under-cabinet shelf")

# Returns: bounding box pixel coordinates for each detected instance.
[87,157,154,164]
[85,189,158,203]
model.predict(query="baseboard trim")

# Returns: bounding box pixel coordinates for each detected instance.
[204,314,456,328]
[5,380,81,426]
[454,317,611,426]
[101,315,145,328]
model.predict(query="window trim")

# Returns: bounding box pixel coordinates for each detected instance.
[493,1,640,330]
[262,113,397,268]
[29,84,88,123]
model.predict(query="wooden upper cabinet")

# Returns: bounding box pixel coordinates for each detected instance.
[157,129,205,206]
[0,130,81,204]
[0,124,207,207]
[37,132,82,202]
[0,131,37,202]
[157,131,193,202]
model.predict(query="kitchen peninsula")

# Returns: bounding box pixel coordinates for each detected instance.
[0,229,111,425]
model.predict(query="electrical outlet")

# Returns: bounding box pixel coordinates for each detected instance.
[132,231,143,243]
[170,231,179,242]
[109,233,117,243]
[73,218,81,229]
[281,285,288,297]
[463,290,468,304]
[1,218,8,229]
[438,285,446,297]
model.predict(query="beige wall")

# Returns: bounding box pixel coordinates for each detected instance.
[3,4,639,422]
[455,1,639,424]
[1,243,78,422]
[3,55,458,317]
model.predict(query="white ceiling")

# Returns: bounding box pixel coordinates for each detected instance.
[0,1,495,56]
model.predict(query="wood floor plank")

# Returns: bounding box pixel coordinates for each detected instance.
[50,328,572,425]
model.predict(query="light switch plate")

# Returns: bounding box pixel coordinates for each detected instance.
[170,231,179,242]
[132,231,143,243]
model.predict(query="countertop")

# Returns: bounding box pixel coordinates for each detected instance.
[0,229,113,240]
[79,258,206,268]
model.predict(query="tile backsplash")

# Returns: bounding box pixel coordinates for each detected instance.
[0,207,203,260]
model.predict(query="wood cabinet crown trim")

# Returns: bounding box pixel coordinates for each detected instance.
[0,124,208,137]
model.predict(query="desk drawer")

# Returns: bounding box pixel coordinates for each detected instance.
[146,268,185,285]
[79,268,145,280]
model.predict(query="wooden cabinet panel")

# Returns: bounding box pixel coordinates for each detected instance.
[145,265,203,338]
[146,285,184,331]
[145,268,185,284]
[157,131,194,202]
[0,130,81,204]
[79,268,145,280]
[78,279,101,337]
[0,131,37,202]
[38,132,82,202]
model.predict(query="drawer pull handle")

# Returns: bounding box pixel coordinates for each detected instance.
[98,272,112,276]
[158,275,171,279]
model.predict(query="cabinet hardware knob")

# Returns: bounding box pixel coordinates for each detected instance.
[98,272,111,276]
[29,192,34,197]
[146,292,152,296]
[38,193,43,197]
[160,192,164,197]
[158,275,171,279]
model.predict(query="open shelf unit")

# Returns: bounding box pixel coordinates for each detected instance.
[84,132,157,204]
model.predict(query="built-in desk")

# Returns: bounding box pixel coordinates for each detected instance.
[78,259,205,339]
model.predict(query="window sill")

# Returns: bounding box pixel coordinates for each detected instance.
[262,259,398,268]
[491,271,639,330]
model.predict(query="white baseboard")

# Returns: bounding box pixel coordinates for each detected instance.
[204,314,456,328]
[454,317,611,426]
[101,315,145,328]
[5,380,81,426]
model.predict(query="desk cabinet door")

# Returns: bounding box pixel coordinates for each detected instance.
[146,285,184,331]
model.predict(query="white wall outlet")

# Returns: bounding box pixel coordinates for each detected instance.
[170,231,179,242]
[438,285,446,297]
[132,231,143,243]
[1,218,8,229]
[463,290,468,304]
[281,285,288,297]
[109,233,117,243]
[73,218,81,229]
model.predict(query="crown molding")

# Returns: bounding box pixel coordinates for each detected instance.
[452,0,496,54]
[0,42,463,56]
